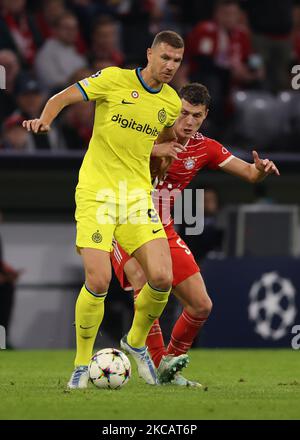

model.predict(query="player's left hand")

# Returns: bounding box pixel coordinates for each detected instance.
[252,150,280,176]
[151,141,186,159]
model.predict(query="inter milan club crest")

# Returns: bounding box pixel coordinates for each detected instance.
[158,108,167,124]
[131,90,139,99]
[184,158,196,170]
[92,230,102,243]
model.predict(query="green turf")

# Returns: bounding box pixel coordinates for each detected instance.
[0,349,299,420]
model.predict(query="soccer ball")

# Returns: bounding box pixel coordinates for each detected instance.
[89,348,131,389]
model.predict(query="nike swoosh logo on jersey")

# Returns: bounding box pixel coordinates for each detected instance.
[122,99,135,104]
[80,325,96,329]
[152,228,162,234]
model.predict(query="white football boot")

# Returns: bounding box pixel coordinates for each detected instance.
[120,335,157,385]
[67,365,89,389]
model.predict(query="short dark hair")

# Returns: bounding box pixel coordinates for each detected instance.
[179,83,211,109]
[152,30,184,49]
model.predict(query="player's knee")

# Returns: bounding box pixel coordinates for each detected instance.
[149,267,173,291]
[85,271,111,294]
[201,297,213,317]
[189,296,213,318]
[130,268,147,291]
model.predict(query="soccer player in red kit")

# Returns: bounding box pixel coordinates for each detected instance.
[112,83,280,387]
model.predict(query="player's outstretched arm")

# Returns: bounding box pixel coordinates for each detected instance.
[222,150,280,183]
[22,84,84,134]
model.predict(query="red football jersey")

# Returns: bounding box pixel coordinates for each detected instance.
[152,132,233,225]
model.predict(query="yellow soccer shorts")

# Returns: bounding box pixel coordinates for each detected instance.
[75,188,166,255]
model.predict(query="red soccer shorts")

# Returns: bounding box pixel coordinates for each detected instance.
[111,222,200,290]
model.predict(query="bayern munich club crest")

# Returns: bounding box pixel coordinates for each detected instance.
[131,91,139,99]
[184,157,196,170]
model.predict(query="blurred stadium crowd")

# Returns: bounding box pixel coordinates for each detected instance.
[1,0,300,153]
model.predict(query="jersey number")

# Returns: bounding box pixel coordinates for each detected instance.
[147,209,159,224]
[176,238,191,255]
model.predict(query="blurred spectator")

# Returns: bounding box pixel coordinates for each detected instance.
[92,58,121,72]
[0,0,42,66]
[35,0,87,54]
[67,67,93,86]
[60,67,95,150]
[1,114,33,151]
[118,0,153,65]
[89,16,124,67]
[2,73,65,151]
[186,0,263,135]
[143,0,181,35]
[60,100,95,150]
[35,0,66,39]
[0,50,20,121]
[182,188,224,261]
[171,0,217,28]
[35,12,87,92]
[242,0,293,92]
[65,0,111,44]
[15,73,45,120]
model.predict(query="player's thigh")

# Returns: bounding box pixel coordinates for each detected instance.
[111,240,147,291]
[115,202,166,255]
[173,272,212,317]
[80,248,112,293]
[133,238,173,288]
[115,199,172,288]
[168,231,200,288]
[75,188,116,252]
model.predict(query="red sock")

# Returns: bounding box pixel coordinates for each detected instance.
[146,319,168,368]
[134,289,167,368]
[167,309,207,356]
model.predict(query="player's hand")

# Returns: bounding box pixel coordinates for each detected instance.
[252,150,280,176]
[151,141,186,159]
[150,156,174,181]
[22,119,51,134]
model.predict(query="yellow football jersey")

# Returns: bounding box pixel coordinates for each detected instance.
[76,66,181,201]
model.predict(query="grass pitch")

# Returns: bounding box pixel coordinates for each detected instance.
[0,349,299,420]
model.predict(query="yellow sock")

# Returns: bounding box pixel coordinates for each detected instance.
[127,282,171,348]
[74,284,107,366]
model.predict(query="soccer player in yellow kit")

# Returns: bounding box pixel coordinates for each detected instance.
[23,31,189,388]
